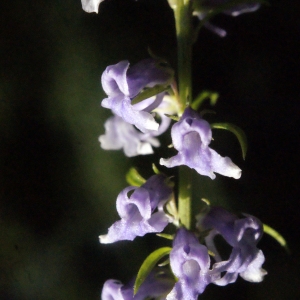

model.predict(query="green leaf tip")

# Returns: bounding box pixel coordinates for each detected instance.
[133,247,172,295]
[263,224,290,254]
[191,90,219,110]
[152,163,160,175]
[125,168,146,186]
[211,122,248,160]
[156,233,174,240]
[131,85,169,105]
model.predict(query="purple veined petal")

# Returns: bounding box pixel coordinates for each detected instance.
[81,0,103,13]
[209,148,242,179]
[233,215,263,244]
[101,59,173,98]
[133,92,165,113]
[199,206,267,285]
[211,248,266,285]
[101,61,130,96]
[167,228,212,300]
[212,271,238,286]
[116,186,151,220]
[126,59,174,97]
[171,108,212,149]
[102,94,159,132]
[139,174,173,209]
[99,216,167,243]
[199,206,236,246]
[101,279,124,300]
[136,93,177,139]
[202,207,263,247]
[99,175,172,243]
[100,59,174,133]
[160,107,241,179]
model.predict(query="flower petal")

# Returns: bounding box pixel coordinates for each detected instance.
[81,0,103,13]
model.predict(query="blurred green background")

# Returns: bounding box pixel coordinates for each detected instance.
[1,0,299,299]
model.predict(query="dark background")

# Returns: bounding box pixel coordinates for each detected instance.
[0,0,299,299]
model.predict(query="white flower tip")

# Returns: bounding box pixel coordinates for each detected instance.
[81,0,102,13]
[241,268,267,282]
[233,168,242,179]
[137,143,154,155]
[159,158,167,167]
[99,234,111,244]
[145,118,159,131]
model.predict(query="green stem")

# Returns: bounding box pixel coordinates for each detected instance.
[175,0,192,113]
[178,166,192,229]
[174,0,193,229]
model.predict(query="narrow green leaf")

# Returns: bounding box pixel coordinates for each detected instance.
[191,90,219,110]
[134,247,172,295]
[131,85,169,105]
[156,233,174,240]
[263,224,290,254]
[199,109,216,117]
[125,168,146,186]
[152,163,160,175]
[211,122,248,160]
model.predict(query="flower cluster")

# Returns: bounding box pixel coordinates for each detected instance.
[95,57,266,298]
[101,206,266,300]
[99,59,177,157]
[99,59,241,180]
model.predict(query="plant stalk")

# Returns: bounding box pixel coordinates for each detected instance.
[174,0,193,229]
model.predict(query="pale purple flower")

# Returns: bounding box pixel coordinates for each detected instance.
[167,228,212,300]
[160,107,241,179]
[81,0,103,13]
[99,93,174,157]
[99,115,160,157]
[194,1,260,37]
[101,59,174,133]
[101,272,174,300]
[199,206,267,285]
[99,175,173,244]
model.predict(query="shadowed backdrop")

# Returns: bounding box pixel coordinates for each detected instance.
[0,0,299,299]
